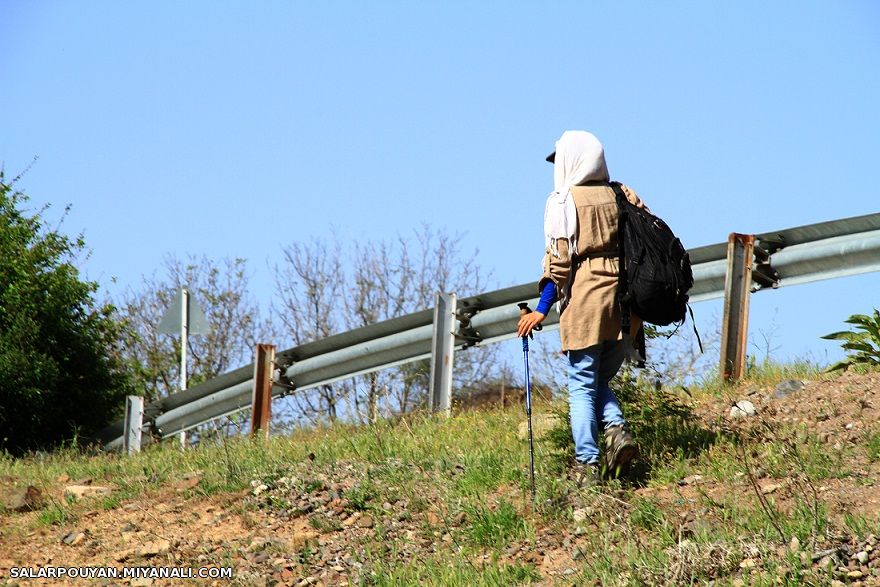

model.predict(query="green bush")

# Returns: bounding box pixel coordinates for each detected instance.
[822,309,880,371]
[546,364,717,482]
[0,172,132,454]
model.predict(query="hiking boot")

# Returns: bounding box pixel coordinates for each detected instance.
[603,424,639,478]
[571,461,601,488]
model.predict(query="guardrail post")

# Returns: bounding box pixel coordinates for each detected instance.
[720,233,755,382]
[250,343,275,439]
[429,292,456,416]
[123,396,144,455]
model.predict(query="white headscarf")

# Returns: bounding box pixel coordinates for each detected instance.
[543,130,610,257]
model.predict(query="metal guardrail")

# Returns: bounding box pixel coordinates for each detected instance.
[96,212,880,449]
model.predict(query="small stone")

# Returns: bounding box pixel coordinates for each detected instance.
[730,401,757,419]
[114,549,135,562]
[62,531,86,546]
[357,515,374,529]
[847,570,864,579]
[773,379,804,398]
[678,474,704,486]
[572,547,586,561]
[137,539,171,557]
[831,581,846,587]
[856,551,869,564]
[1,486,45,512]
[789,536,801,553]
[846,422,855,430]
[572,508,588,523]
[426,512,441,526]
[63,485,112,501]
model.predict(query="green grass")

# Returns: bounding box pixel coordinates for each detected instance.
[464,499,530,547]
[867,431,880,462]
[362,557,540,586]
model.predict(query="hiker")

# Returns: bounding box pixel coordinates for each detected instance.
[516,130,642,485]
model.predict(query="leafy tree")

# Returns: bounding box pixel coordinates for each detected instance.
[0,172,131,455]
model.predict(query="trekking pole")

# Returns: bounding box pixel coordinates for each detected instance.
[517,302,542,504]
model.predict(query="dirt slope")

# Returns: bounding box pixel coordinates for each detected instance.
[1,372,879,586]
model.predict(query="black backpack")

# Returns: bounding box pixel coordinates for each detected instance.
[609,182,696,340]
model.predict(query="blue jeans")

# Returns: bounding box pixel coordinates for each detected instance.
[567,340,627,465]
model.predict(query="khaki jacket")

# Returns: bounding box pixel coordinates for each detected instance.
[539,183,644,351]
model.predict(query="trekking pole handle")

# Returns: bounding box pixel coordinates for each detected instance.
[517,303,543,339]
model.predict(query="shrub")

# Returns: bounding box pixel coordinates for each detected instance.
[0,172,132,454]
[822,309,880,371]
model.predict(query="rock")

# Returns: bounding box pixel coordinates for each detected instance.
[856,551,869,564]
[1,486,45,512]
[571,547,586,561]
[357,515,374,529]
[176,474,202,492]
[426,512,441,526]
[789,536,801,553]
[847,570,864,579]
[774,380,804,398]
[137,539,171,557]
[678,474,703,486]
[729,401,757,419]
[62,531,86,546]
[63,485,112,501]
[114,549,135,562]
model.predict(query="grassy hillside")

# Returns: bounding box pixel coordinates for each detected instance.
[1,366,880,586]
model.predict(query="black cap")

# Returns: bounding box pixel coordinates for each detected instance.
[545,151,555,163]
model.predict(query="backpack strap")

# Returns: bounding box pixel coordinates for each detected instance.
[609,181,632,338]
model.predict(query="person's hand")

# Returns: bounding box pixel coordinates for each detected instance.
[517,311,546,338]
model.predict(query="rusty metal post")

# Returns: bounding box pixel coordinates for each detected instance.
[250,343,275,439]
[720,233,755,382]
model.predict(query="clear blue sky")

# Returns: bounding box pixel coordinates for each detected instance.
[3,1,879,369]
